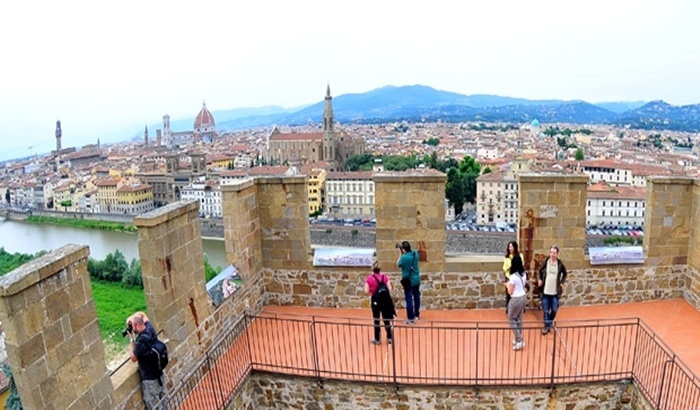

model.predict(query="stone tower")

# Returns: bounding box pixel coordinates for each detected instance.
[322,84,335,168]
[55,120,62,151]
[163,114,171,146]
[144,124,149,146]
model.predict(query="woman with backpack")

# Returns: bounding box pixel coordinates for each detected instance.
[506,255,528,351]
[364,265,396,345]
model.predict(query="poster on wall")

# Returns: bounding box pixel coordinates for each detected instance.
[589,246,644,265]
[206,264,243,306]
[313,247,375,267]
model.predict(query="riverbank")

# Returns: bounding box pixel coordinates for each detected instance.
[26,215,136,232]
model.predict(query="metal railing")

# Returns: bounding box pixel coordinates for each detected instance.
[158,313,700,410]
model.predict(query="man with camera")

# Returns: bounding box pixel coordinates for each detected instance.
[397,241,421,324]
[127,312,166,409]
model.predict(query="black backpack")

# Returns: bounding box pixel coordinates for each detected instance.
[373,274,392,307]
[151,339,169,374]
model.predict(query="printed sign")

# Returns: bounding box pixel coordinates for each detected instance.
[589,246,644,265]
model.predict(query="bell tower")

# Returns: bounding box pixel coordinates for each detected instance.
[55,120,62,151]
[322,84,336,168]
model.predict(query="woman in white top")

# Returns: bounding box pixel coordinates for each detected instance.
[506,255,527,351]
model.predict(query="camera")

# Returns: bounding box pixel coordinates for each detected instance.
[121,322,133,337]
[395,243,401,249]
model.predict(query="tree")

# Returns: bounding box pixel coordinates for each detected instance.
[203,254,222,282]
[458,156,481,175]
[445,168,465,215]
[575,148,584,161]
[122,258,143,287]
[4,189,9,204]
[345,153,374,171]
[422,137,440,146]
[482,166,492,174]
[429,151,439,170]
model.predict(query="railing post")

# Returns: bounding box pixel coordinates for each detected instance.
[244,312,254,372]
[549,328,557,388]
[206,351,225,409]
[391,319,398,394]
[656,357,673,410]
[475,323,479,392]
[309,316,323,388]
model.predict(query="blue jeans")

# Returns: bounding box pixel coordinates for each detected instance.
[404,285,421,320]
[541,294,559,328]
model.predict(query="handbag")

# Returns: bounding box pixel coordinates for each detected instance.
[400,277,411,289]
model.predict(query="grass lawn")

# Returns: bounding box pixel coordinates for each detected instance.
[91,280,147,348]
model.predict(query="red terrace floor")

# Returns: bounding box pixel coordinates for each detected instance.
[177,299,700,409]
[259,298,700,375]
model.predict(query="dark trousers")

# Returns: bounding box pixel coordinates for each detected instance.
[404,285,421,320]
[505,290,511,312]
[371,301,393,340]
[541,294,560,328]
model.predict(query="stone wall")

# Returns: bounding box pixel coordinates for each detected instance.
[0,244,113,410]
[262,263,689,310]
[375,170,447,274]
[232,373,647,410]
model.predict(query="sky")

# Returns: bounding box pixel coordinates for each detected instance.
[1,0,699,162]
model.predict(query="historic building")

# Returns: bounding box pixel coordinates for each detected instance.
[135,152,207,206]
[263,85,364,172]
[325,171,375,219]
[586,182,646,227]
[476,156,531,226]
[162,102,218,147]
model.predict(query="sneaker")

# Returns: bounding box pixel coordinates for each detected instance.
[403,319,415,325]
[513,341,525,351]
[512,339,517,346]
[387,338,393,344]
[541,326,551,335]
[414,316,420,321]
[370,339,381,345]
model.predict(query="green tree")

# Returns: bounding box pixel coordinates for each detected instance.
[463,174,478,204]
[2,363,22,410]
[429,151,439,169]
[345,153,374,171]
[122,258,142,287]
[101,250,128,282]
[423,137,440,146]
[458,156,481,175]
[204,254,222,282]
[575,148,584,161]
[482,166,492,174]
[445,168,465,215]
[383,155,418,171]
[4,189,9,204]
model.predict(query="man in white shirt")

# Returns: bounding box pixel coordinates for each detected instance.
[537,245,568,335]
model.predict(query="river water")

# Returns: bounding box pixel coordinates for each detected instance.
[0,219,228,269]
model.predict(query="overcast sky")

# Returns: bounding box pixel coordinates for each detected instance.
[1,0,698,162]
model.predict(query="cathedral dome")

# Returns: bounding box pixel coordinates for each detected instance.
[194,101,215,130]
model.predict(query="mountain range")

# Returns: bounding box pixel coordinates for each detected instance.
[169,85,700,134]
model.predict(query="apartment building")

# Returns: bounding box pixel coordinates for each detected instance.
[586,182,646,227]
[181,179,222,218]
[300,163,327,216]
[113,184,155,215]
[325,171,374,219]
[95,178,120,213]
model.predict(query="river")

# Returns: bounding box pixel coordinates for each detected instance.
[0,219,228,269]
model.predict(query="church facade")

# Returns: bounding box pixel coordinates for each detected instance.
[263,85,364,172]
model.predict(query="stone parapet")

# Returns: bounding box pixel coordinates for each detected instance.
[0,244,113,410]
[689,179,700,272]
[256,176,311,271]
[518,174,588,271]
[134,199,213,385]
[645,176,695,266]
[374,170,447,274]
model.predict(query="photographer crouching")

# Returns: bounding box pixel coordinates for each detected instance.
[127,311,167,409]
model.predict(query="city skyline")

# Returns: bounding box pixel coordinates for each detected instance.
[1,0,699,162]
